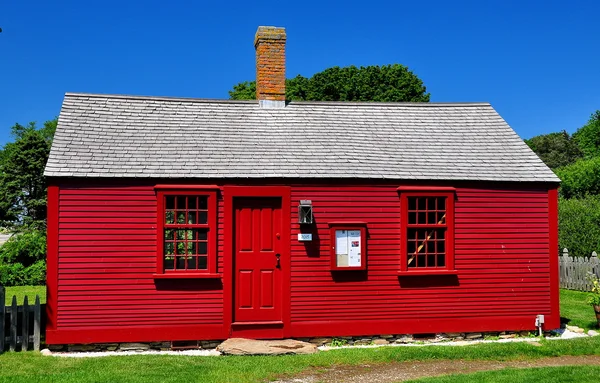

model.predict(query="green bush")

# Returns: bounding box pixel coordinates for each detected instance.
[558,195,600,258]
[0,229,46,286]
[555,157,600,199]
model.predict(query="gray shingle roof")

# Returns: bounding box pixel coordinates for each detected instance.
[44,93,559,183]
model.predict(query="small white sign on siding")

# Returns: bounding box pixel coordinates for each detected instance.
[298,233,312,241]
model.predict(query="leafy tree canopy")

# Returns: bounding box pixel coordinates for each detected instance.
[524,130,582,169]
[555,156,600,199]
[229,64,430,102]
[573,110,600,159]
[0,119,56,231]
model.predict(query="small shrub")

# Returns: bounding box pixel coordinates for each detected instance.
[330,338,348,347]
[588,273,600,307]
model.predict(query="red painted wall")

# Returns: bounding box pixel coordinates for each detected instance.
[46,181,559,344]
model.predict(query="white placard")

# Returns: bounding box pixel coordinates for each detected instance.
[347,230,362,267]
[335,230,348,255]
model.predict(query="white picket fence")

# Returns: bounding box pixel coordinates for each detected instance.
[559,248,600,291]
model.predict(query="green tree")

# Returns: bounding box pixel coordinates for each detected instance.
[573,110,600,159]
[555,156,600,199]
[0,119,56,230]
[0,118,55,286]
[524,131,582,169]
[229,64,430,102]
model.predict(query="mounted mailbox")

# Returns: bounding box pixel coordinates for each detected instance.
[328,222,367,271]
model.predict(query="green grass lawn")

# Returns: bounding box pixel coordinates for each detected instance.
[0,337,599,383]
[3,285,46,305]
[407,365,600,383]
[560,289,599,330]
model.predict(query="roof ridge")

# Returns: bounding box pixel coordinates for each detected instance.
[64,93,490,107]
[64,93,258,104]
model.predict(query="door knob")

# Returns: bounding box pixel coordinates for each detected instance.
[275,253,281,269]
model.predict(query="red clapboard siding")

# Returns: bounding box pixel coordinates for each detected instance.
[49,181,556,344]
[289,185,553,325]
[55,185,224,329]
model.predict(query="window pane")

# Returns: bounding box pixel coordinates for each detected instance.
[437,254,446,267]
[165,211,174,224]
[177,196,186,210]
[198,197,208,210]
[427,253,436,267]
[176,257,186,270]
[165,196,175,210]
[177,212,186,224]
[187,257,197,269]
[165,242,174,255]
[198,211,208,224]
[176,242,185,255]
[198,256,208,270]
[408,212,416,225]
[408,197,417,210]
[176,230,186,240]
[417,255,426,267]
[188,196,197,210]
[197,229,208,240]
[198,242,207,255]
[438,240,445,253]
[187,241,196,255]
[418,212,426,224]
[418,198,426,210]
[426,241,435,253]
[407,240,416,254]
[187,212,196,224]
[437,212,446,224]
[164,256,174,270]
[427,212,436,224]
[427,197,436,210]
[165,229,174,240]
[438,198,446,211]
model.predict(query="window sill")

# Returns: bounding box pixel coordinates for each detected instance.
[397,270,457,276]
[152,273,222,279]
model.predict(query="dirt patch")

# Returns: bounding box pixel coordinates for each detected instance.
[273,355,600,383]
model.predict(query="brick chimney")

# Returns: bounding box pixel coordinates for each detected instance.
[254,26,286,108]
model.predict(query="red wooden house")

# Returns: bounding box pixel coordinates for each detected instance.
[44,26,560,345]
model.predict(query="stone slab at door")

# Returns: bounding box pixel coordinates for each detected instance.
[234,197,283,323]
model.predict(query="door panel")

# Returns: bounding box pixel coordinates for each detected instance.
[234,197,282,322]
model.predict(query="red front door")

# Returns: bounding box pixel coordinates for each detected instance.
[234,197,283,323]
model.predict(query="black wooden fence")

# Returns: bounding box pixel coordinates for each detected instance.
[0,286,43,352]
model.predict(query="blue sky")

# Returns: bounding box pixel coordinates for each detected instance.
[1,0,598,145]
